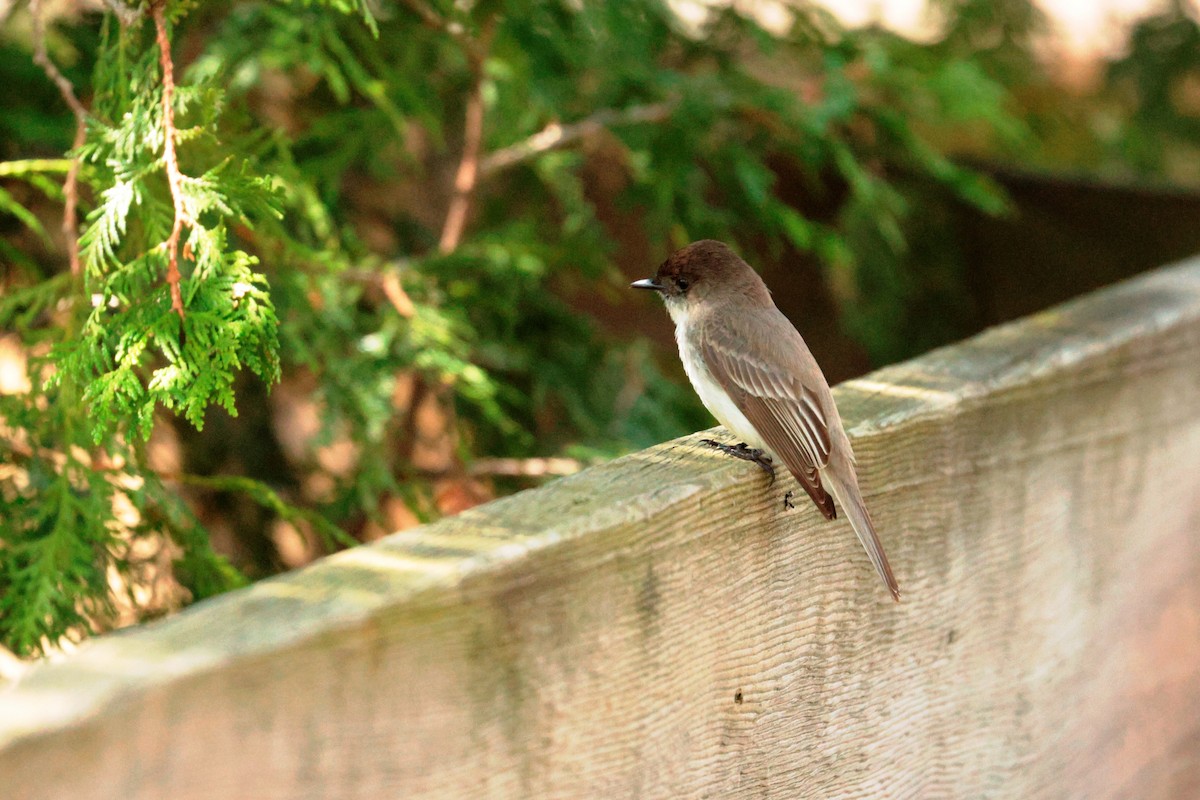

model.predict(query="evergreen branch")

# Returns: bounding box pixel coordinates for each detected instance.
[153,1,187,321]
[0,159,73,176]
[172,473,357,551]
[479,100,677,178]
[425,16,497,485]
[29,0,87,277]
[438,16,496,254]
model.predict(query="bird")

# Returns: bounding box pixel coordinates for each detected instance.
[631,239,900,601]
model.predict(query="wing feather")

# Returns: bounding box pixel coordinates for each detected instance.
[700,333,836,520]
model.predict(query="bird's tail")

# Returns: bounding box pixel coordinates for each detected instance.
[822,467,901,602]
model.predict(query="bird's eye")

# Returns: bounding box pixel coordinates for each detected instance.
[676,278,690,292]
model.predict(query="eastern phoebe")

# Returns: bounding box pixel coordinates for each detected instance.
[632,240,900,601]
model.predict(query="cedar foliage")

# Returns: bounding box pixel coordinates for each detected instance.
[2,0,1194,655]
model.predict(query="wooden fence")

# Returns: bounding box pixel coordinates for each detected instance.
[3,257,1200,799]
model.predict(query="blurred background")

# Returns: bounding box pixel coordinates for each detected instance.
[3,0,1200,656]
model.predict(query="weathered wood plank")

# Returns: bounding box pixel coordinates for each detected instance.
[3,260,1200,799]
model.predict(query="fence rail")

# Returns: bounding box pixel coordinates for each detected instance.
[4,258,1200,799]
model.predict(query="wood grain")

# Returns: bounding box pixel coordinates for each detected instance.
[3,260,1200,799]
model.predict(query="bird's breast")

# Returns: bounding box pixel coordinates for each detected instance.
[674,319,765,451]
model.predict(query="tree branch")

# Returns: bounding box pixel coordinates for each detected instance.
[153,1,187,321]
[28,1,87,121]
[172,473,357,551]
[437,18,495,254]
[380,271,416,317]
[479,100,677,178]
[29,0,88,277]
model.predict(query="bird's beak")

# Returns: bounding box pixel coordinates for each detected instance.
[630,278,664,292]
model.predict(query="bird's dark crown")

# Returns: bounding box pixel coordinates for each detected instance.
[652,240,766,302]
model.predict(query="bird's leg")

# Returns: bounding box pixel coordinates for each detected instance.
[783,490,795,510]
[698,439,776,483]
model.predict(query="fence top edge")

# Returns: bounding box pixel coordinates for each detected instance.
[3,256,1200,749]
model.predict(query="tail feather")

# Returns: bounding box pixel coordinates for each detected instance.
[822,468,900,601]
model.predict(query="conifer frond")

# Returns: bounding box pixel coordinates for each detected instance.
[3,0,1032,657]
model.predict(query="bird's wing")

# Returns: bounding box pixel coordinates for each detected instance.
[699,325,836,520]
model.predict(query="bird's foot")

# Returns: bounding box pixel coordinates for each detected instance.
[698,439,776,483]
[783,490,795,510]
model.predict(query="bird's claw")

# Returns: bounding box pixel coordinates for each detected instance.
[783,490,795,510]
[698,438,775,483]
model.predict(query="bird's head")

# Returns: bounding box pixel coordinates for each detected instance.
[631,240,768,320]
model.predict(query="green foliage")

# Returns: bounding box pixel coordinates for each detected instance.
[0,6,297,653]
[0,159,70,268]
[1106,0,1200,177]
[63,19,281,443]
[0,287,244,655]
[0,376,116,655]
[3,0,1194,655]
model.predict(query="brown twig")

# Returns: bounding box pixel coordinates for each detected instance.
[153,2,186,320]
[480,101,677,178]
[62,122,87,275]
[437,18,495,254]
[28,2,87,122]
[30,0,88,276]
[438,87,484,253]
[380,272,416,317]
